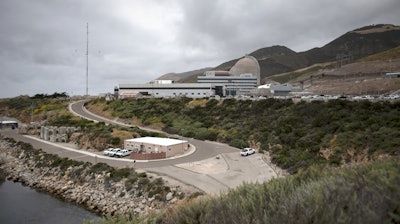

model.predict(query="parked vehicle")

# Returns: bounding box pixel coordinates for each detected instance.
[240,148,255,156]
[103,148,115,156]
[115,149,133,158]
[107,148,121,157]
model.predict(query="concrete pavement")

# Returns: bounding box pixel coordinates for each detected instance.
[161,152,277,194]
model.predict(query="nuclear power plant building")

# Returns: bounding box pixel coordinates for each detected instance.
[197,55,260,96]
[114,55,262,99]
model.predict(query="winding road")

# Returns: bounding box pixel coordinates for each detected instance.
[69,100,236,168]
[1,100,277,194]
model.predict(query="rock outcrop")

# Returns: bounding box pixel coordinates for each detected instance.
[0,137,189,217]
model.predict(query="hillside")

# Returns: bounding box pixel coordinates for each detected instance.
[125,158,400,224]
[157,67,211,83]
[298,24,400,67]
[2,95,400,223]
[266,53,400,95]
[161,24,400,89]
[84,96,400,223]
[88,97,400,174]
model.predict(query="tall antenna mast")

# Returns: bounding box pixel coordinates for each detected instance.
[86,22,89,96]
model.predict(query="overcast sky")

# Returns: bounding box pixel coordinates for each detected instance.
[1,0,399,98]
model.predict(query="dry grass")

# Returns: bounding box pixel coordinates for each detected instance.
[187,99,208,108]
[306,74,400,95]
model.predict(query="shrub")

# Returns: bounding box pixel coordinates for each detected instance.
[109,168,132,182]
[51,157,84,171]
[130,159,400,224]
[88,162,112,174]
[89,98,400,173]
[138,177,150,186]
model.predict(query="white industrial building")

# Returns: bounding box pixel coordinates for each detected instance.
[385,72,400,78]
[257,83,293,95]
[115,83,215,99]
[197,55,261,96]
[113,55,262,99]
[198,74,258,96]
[124,137,188,160]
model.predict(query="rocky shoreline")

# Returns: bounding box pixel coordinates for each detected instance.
[0,137,189,217]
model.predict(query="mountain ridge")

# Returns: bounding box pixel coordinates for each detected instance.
[157,24,400,84]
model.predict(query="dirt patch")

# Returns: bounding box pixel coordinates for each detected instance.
[305,74,400,95]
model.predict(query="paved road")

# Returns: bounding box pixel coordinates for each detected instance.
[70,100,278,194]
[70,100,237,168]
[1,100,277,194]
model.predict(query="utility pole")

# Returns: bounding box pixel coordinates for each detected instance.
[86,22,89,97]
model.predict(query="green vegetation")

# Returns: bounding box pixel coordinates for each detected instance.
[0,95,166,151]
[46,113,165,150]
[0,94,69,123]
[3,95,400,222]
[99,158,400,224]
[92,97,400,174]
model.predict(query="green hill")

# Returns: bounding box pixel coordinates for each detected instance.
[2,95,400,223]
[88,97,400,174]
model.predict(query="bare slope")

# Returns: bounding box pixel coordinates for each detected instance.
[159,24,400,88]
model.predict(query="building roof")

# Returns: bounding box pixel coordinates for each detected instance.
[229,55,260,78]
[118,83,214,89]
[0,117,18,123]
[125,137,187,146]
[0,121,18,124]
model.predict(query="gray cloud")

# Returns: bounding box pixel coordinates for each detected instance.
[0,0,399,98]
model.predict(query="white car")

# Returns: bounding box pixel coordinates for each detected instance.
[240,148,256,156]
[107,148,121,157]
[115,149,133,158]
[103,148,115,156]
